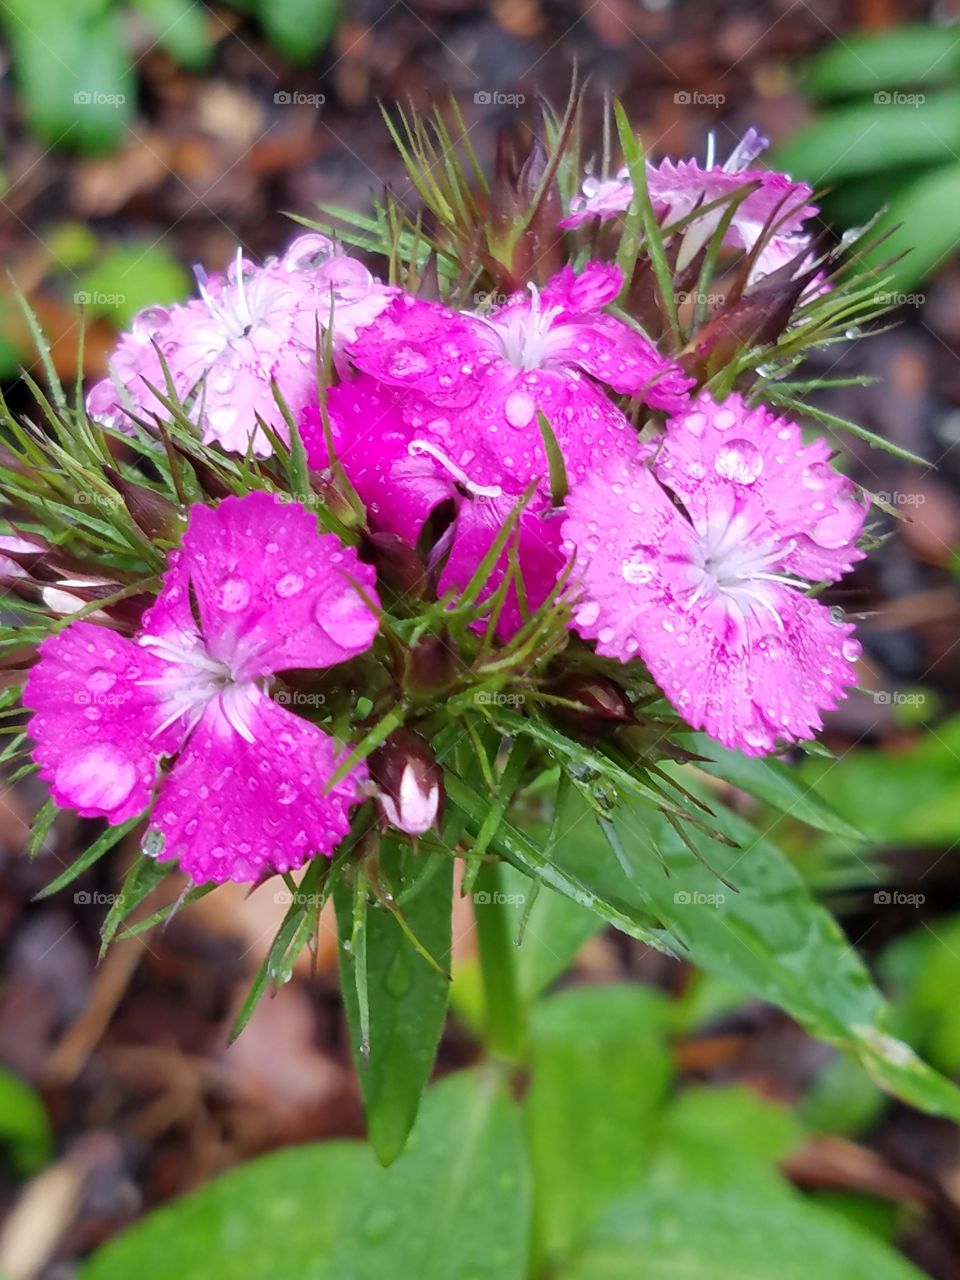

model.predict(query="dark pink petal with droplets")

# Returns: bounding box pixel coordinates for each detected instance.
[23,622,180,823]
[147,693,367,884]
[180,492,380,679]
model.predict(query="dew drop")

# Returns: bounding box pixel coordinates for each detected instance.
[87,668,117,694]
[621,556,655,586]
[574,600,600,628]
[276,572,304,598]
[219,577,250,612]
[504,390,536,428]
[387,345,429,378]
[714,438,763,484]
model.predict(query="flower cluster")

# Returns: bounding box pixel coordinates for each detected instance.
[20,124,872,887]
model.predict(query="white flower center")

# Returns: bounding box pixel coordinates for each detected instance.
[138,626,264,743]
[194,248,280,343]
[474,284,577,371]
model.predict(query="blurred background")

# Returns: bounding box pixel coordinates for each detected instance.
[5,0,960,1276]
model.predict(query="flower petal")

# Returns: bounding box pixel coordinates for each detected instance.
[23,621,178,822]
[147,693,366,883]
[180,492,380,679]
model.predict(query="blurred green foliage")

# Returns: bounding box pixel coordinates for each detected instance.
[1,0,341,154]
[0,1067,53,1174]
[774,23,960,291]
[79,994,931,1280]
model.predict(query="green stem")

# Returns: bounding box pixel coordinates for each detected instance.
[473,859,526,1063]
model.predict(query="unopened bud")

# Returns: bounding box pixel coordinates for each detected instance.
[551,674,634,737]
[364,532,427,601]
[104,468,184,542]
[369,730,444,836]
[404,632,460,698]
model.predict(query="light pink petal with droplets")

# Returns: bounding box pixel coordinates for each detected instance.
[147,693,367,884]
[659,393,867,583]
[180,492,380,678]
[563,455,862,755]
[23,621,183,823]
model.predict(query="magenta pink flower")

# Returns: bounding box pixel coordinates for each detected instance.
[86,235,394,457]
[563,392,868,755]
[24,492,380,883]
[561,131,819,287]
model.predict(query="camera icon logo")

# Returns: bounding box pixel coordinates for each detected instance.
[74,91,92,105]
[274,90,292,105]
[874,91,891,104]
[673,890,691,905]
[74,890,91,904]
[473,890,491,904]
[674,91,692,105]
[874,890,891,904]
[474,91,492,105]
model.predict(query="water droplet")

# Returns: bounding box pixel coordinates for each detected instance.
[277,781,297,806]
[842,638,862,662]
[387,345,429,378]
[712,407,737,431]
[86,668,117,694]
[714,438,763,484]
[621,556,655,585]
[219,576,250,612]
[276,572,304,598]
[574,601,600,628]
[504,389,536,428]
[315,592,374,648]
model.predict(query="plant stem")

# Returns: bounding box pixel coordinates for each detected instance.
[473,859,526,1063]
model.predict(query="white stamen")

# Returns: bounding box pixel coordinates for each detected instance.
[408,440,503,498]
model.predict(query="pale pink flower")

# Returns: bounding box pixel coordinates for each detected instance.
[561,131,820,286]
[24,492,380,883]
[86,235,394,457]
[563,392,868,755]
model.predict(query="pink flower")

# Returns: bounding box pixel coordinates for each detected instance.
[560,167,633,229]
[561,131,819,287]
[86,235,394,457]
[563,392,868,755]
[312,263,690,635]
[23,492,380,883]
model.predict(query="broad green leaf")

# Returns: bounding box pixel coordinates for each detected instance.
[610,791,960,1122]
[858,162,960,291]
[78,245,191,327]
[326,1069,531,1280]
[82,1141,375,1280]
[334,845,452,1165]
[527,985,673,1266]
[559,1184,925,1280]
[801,1051,887,1138]
[689,734,864,842]
[798,715,960,846]
[806,26,960,102]
[131,0,214,70]
[652,1085,803,1190]
[880,912,960,1076]
[257,0,340,65]
[772,92,960,185]
[0,1067,53,1173]
[3,0,135,152]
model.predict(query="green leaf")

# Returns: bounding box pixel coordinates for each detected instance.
[0,1067,53,1173]
[806,26,960,102]
[99,855,169,954]
[81,1141,375,1280]
[334,845,452,1165]
[558,1184,926,1280]
[856,161,960,291]
[772,91,960,185]
[526,985,673,1266]
[77,245,191,327]
[130,0,214,70]
[325,1069,531,1280]
[36,816,141,900]
[2,0,135,152]
[610,789,960,1123]
[689,734,865,842]
[256,0,340,64]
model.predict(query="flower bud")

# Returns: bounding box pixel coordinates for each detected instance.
[363,531,427,602]
[403,632,459,698]
[551,674,634,738]
[104,467,184,543]
[369,730,444,836]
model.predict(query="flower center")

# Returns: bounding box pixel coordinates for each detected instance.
[474,284,576,371]
[138,628,262,743]
[193,248,278,343]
